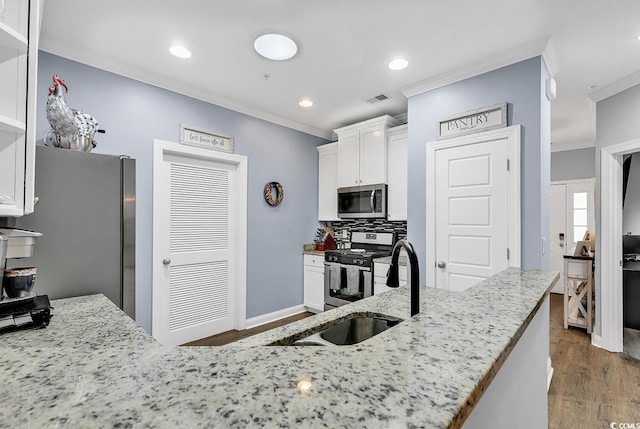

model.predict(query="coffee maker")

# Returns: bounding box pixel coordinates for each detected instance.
[0,228,51,332]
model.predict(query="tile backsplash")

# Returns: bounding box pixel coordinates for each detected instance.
[324,219,407,245]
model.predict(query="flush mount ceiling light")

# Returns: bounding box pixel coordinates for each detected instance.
[169,45,192,59]
[298,99,313,108]
[254,33,298,60]
[388,58,408,70]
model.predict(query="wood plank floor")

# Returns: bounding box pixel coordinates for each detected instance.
[183,294,640,427]
[182,311,314,346]
[548,293,640,428]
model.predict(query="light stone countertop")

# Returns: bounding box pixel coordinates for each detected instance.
[0,268,557,428]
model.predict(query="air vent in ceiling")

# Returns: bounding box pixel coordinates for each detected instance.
[366,94,389,104]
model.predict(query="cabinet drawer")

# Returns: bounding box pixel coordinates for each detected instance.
[304,254,324,268]
[374,262,407,281]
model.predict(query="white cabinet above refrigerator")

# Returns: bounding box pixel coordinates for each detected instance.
[0,0,41,217]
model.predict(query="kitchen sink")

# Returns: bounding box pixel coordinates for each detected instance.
[269,313,402,346]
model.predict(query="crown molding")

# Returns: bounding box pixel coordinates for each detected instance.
[588,70,640,103]
[401,36,553,98]
[39,46,333,140]
[541,37,559,77]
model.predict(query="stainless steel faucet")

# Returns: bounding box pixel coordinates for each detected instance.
[386,239,420,316]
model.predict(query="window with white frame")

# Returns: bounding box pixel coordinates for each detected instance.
[573,191,589,244]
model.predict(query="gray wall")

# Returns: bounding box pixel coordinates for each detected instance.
[36,51,327,332]
[597,84,640,146]
[623,153,640,234]
[407,56,551,285]
[550,147,596,181]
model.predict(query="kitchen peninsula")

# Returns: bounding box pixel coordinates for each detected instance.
[0,268,557,428]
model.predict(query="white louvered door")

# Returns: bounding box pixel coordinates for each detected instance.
[153,142,247,347]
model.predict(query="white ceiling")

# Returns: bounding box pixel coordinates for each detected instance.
[39,0,640,144]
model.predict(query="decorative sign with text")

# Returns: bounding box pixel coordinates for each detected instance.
[437,102,507,140]
[180,125,234,153]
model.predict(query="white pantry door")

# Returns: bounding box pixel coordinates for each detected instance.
[152,141,247,347]
[427,126,521,291]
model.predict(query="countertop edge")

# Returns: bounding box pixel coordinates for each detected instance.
[451,272,559,426]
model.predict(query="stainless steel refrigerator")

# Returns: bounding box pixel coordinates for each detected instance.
[11,146,135,318]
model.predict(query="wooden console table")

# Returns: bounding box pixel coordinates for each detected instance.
[563,254,594,333]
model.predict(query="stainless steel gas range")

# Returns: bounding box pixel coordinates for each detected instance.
[324,231,394,310]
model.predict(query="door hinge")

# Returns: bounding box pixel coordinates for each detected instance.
[507,158,510,171]
[507,248,510,260]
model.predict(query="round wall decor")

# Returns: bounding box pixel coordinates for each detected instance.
[264,182,284,206]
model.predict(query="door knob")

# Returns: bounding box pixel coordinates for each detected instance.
[437,261,446,268]
[162,258,171,265]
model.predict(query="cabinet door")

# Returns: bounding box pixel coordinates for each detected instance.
[304,265,325,312]
[359,124,387,185]
[0,0,39,216]
[318,143,339,221]
[337,130,360,187]
[387,128,408,220]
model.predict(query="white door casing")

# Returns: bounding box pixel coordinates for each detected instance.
[598,140,640,352]
[152,140,247,347]
[427,125,521,290]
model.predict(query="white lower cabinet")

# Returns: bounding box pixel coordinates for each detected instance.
[374,262,407,295]
[303,254,324,313]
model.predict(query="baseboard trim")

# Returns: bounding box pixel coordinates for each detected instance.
[547,356,554,392]
[591,333,603,349]
[245,304,307,329]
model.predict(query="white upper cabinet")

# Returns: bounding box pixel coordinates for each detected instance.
[335,115,399,188]
[387,124,408,221]
[0,0,40,216]
[317,142,339,221]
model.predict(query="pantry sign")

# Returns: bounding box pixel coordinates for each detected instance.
[437,102,507,140]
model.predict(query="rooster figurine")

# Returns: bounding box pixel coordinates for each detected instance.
[46,75,100,151]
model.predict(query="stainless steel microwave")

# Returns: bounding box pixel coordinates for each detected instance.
[337,184,387,219]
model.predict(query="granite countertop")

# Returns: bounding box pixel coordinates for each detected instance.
[0,268,557,428]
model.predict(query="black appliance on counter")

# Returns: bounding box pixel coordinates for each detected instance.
[0,295,52,333]
[324,231,394,310]
[623,235,640,330]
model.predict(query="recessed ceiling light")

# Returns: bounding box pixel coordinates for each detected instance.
[388,58,408,70]
[299,99,313,108]
[254,33,298,60]
[169,45,192,59]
